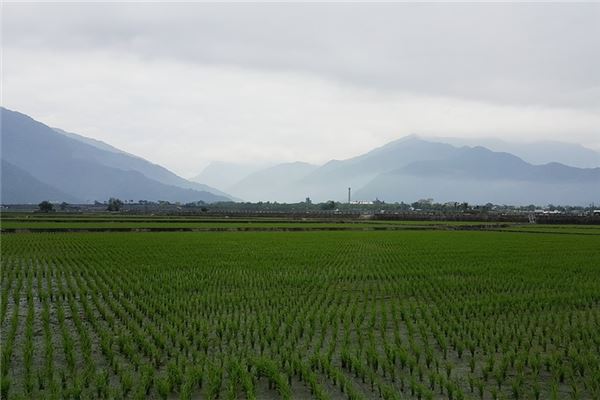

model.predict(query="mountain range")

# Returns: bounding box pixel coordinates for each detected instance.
[2,108,599,206]
[1,108,231,204]
[190,161,272,190]
[426,136,600,169]
[197,136,600,206]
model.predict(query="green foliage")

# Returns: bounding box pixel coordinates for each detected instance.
[320,200,337,210]
[0,228,598,398]
[106,197,123,212]
[37,200,54,212]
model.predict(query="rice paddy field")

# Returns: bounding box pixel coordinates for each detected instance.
[1,217,599,399]
[0,217,499,231]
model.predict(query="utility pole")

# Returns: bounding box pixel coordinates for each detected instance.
[348,187,351,204]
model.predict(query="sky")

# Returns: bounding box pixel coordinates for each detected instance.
[2,2,600,177]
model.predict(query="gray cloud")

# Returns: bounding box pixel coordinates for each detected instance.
[5,3,600,107]
[2,3,600,176]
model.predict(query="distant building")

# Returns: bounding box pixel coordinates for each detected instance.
[350,200,374,205]
[534,209,562,215]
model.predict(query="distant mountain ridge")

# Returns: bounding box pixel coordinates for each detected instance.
[190,161,272,191]
[217,136,600,205]
[52,127,232,198]
[353,145,599,205]
[1,108,232,204]
[53,127,129,155]
[228,162,318,202]
[3,108,598,205]
[398,146,600,182]
[1,160,80,204]
[427,136,600,168]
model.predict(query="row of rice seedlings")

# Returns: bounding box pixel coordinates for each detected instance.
[1,230,598,399]
[0,266,23,398]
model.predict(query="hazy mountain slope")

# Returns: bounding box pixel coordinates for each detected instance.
[229,136,600,204]
[228,162,318,202]
[429,136,600,168]
[304,136,457,183]
[4,108,596,205]
[192,137,460,203]
[356,146,600,205]
[53,127,127,155]
[191,161,270,192]
[1,160,81,204]
[357,175,598,206]
[399,146,600,182]
[296,136,459,200]
[1,108,230,203]
[52,126,231,198]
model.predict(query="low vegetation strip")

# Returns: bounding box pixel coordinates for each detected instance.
[1,230,599,399]
[0,225,442,234]
[0,217,512,233]
[0,223,515,234]
[4,217,598,235]
[497,229,600,236]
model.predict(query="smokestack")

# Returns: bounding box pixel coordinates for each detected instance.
[348,187,351,204]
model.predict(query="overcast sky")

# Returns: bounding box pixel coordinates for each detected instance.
[3,2,600,177]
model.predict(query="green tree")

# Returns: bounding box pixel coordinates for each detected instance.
[107,198,124,212]
[38,201,54,213]
[320,200,336,210]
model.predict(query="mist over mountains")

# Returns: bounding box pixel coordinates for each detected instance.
[2,108,599,206]
[1,108,231,204]
[427,136,600,169]
[198,136,600,206]
[190,161,273,190]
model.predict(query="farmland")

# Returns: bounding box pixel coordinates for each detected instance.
[1,222,599,399]
[0,216,502,231]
